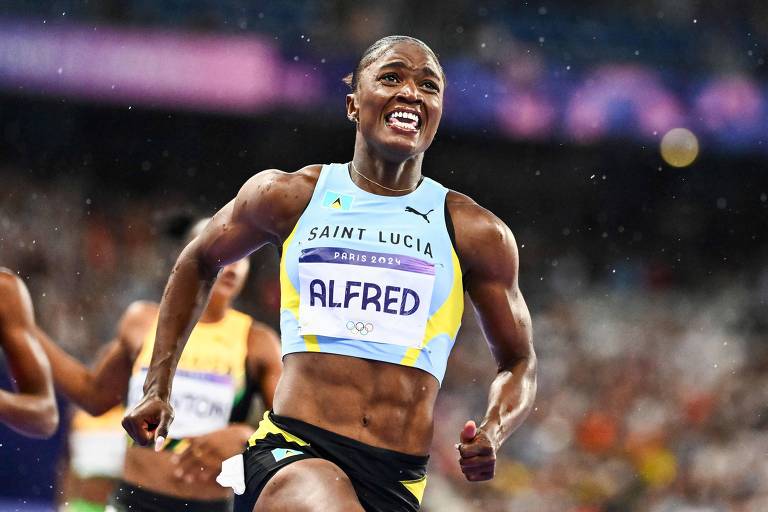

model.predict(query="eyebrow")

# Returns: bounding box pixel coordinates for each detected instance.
[378,60,442,81]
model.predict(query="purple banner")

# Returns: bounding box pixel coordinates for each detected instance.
[0,18,765,154]
[300,247,435,275]
[0,19,321,112]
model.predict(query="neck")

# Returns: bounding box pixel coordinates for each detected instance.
[199,296,229,323]
[350,139,423,196]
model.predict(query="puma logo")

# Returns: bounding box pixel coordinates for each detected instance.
[405,206,434,223]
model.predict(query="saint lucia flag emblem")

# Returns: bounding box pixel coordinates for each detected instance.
[322,191,353,211]
[271,448,304,462]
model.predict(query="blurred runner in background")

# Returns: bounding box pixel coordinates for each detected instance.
[37,219,282,512]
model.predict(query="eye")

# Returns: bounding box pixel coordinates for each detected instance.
[422,80,440,92]
[380,72,400,83]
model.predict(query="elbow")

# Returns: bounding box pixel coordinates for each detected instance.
[180,242,220,281]
[39,408,59,439]
[81,396,118,417]
[26,401,59,439]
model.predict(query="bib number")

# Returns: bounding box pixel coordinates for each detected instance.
[128,369,234,438]
[297,247,435,348]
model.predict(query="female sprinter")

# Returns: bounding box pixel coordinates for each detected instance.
[37,220,282,512]
[124,36,536,512]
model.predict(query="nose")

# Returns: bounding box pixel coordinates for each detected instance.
[396,79,422,104]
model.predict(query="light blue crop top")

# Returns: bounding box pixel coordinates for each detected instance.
[279,163,464,383]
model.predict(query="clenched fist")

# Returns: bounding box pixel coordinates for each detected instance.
[122,393,174,451]
[456,420,496,481]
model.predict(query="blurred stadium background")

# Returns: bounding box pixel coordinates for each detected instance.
[1,1,767,511]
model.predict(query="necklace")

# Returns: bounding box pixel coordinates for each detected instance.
[349,161,419,193]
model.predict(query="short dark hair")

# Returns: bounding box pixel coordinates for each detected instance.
[343,35,445,91]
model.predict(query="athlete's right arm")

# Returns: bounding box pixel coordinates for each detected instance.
[0,271,59,438]
[34,301,156,416]
[123,169,312,447]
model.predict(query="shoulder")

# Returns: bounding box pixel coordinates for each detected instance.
[237,165,322,214]
[228,309,277,339]
[117,301,159,347]
[0,268,24,296]
[246,320,281,362]
[234,164,323,240]
[248,319,279,338]
[445,190,519,278]
[240,164,321,192]
[247,320,280,346]
[120,300,159,323]
[0,269,32,322]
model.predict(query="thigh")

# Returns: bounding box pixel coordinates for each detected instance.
[253,459,365,512]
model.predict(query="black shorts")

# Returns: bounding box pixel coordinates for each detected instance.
[234,412,429,512]
[107,480,231,512]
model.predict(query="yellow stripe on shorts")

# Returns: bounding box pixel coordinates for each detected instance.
[248,411,310,447]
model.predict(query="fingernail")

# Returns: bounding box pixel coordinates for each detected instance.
[154,436,165,452]
[174,468,183,478]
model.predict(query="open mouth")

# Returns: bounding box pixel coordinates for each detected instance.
[385,109,422,133]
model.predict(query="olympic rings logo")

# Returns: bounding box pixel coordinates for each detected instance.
[346,320,374,336]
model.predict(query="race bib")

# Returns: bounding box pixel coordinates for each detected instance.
[298,247,435,348]
[127,369,234,438]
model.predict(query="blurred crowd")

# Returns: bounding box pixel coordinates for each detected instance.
[429,277,768,511]
[3,168,767,511]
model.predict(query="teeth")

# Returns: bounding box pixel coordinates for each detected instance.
[388,111,420,126]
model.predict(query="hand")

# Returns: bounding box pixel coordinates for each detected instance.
[171,425,252,484]
[122,393,174,449]
[456,420,497,482]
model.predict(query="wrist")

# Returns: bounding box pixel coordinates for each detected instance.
[479,419,503,451]
[142,382,171,402]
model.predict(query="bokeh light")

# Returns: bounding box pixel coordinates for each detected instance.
[660,128,699,168]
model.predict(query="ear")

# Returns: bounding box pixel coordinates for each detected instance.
[346,93,359,123]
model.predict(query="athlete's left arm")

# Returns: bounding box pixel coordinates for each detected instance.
[450,197,537,481]
[245,321,282,410]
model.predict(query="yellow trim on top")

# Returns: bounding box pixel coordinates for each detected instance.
[248,411,310,447]
[303,334,320,352]
[280,222,301,320]
[400,475,428,503]
[400,247,464,366]
[280,221,323,352]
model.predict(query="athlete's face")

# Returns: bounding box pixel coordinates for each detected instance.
[211,258,250,302]
[347,42,444,161]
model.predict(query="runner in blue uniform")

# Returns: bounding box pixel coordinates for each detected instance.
[124,35,537,511]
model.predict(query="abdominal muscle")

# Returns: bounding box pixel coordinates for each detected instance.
[122,445,231,501]
[273,352,440,456]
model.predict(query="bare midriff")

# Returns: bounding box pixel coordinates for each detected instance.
[123,446,231,501]
[273,352,440,456]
